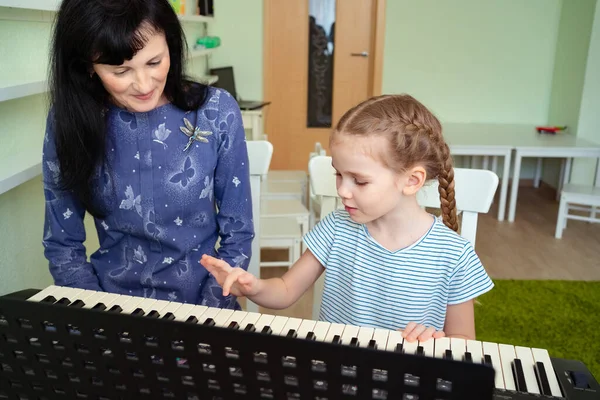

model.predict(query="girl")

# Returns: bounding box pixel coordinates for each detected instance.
[43,0,253,308]
[200,95,493,341]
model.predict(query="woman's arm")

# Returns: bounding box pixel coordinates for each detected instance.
[211,92,254,271]
[42,113,102,290]
[201,249,324,309]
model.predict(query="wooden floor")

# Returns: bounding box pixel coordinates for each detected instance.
[241,184,600,319]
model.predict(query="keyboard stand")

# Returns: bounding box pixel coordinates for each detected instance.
[0,290,495,399]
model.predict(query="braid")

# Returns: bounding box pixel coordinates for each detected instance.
[437,141,458,232]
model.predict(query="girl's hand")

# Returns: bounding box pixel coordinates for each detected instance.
[199,255,260,297]
[401,322,445,342]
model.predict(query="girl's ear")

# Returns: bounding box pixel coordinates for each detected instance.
[402,165,426,196]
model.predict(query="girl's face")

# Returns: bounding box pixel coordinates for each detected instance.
[93,28,170,113]
[330,134,411,224]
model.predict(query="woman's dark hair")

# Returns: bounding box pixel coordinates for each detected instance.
[50,0,207,217]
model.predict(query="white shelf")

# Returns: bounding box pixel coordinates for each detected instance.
[0,157,42,195]
[0,0,60,11]
[178,14,214,23]
[0,80,48,103]
[189,47,218,58]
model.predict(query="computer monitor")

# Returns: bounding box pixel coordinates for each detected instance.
[210,66,238,100]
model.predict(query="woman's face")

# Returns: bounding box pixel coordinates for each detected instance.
[93,28,171,113]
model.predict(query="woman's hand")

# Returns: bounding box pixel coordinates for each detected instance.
[401,322,445,342]
[199,255,260,297]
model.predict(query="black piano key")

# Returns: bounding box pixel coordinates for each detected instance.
[92,303,107,311]
[56,297,71,306]
[261,326,272,335]
[42,296,57,303]
[306,331,316,341]
[228,321,240,330]
[186,316,199,324]
[484,354,493,366]
[416,346,424,356]
[464,352,473,363]
[534,361,552,396]
[244,324,256,332]
[203,318,215,327]
[70,300,85,308]
[132,308,145,317]
[349,337,359,347]
[367,339,377,350]
[332,335,341,345]
[147,310,160,318]
[395,343,403,353]
[162,312,176,321]
[444,349,453,360]
[512,358,528,392]
[286,329,297,338]
[108,305,122,313]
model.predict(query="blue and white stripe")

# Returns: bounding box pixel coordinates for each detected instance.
[304,210,494,331]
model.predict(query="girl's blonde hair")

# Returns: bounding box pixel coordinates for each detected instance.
[332,94,458,232]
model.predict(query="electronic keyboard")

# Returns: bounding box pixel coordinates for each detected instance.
[1,286,598,399]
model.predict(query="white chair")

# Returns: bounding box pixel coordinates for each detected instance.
[308,143,327,228]
[259,217,302,268]
[246,140,274,313]
[555,186,600,239]
[308,155,499,320]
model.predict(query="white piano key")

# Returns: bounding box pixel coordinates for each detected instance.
[156,301,185,318]
[356,327,375,348]
[238,312,262,330]
[418,338,434,357]
[211,309,236,327]
[281,317,303,337]
[324,323,346,343]
[171,304,197,321]
[224,310,248,328]
[98,293,126,309]
[515,346,540,394]
[188,305,215,323]
[340,324,360,345]
[123,299,158,315]
[371,328,390,350]
[434,337,450,358]
[403,337,419,355]
[450,338,467,361]
[253,314,276,333]
[483,342,506,390]
[498,344,517,391]
[51,287,85,303]
[311,321,332,342]
[267,316,289,335]
[296,320,317,339]
[27,285,62,302]
[531,348,562,397]
[118,296,148,314]
[82,292,111,309]
[466,340,483,363]
[385,330,404,352]
[147,300,173,315]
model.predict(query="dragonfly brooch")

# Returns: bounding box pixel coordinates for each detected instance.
[180,117,213,151]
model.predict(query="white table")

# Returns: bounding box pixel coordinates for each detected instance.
[443,123,514,221]
[508,132,600,222]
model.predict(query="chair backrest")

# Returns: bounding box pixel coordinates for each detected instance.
[308,155,499,245]
[307,155,499,319]
[246,141,273,312]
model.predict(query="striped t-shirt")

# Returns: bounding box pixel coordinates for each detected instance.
[303,210,493,331]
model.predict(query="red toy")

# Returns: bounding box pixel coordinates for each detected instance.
[536,125,567,134]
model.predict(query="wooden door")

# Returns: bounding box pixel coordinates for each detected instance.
[264,0,385,170]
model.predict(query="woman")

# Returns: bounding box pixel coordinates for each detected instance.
[42,0,254,308]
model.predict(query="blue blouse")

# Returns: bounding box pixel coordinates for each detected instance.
[42,87,254,308]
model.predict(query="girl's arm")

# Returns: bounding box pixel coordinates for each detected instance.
[200,249,324,309]
[443,299,476,339]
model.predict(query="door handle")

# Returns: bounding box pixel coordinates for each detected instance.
[350,51,369,57]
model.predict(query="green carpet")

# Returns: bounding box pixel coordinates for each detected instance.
[474,280,600,380]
